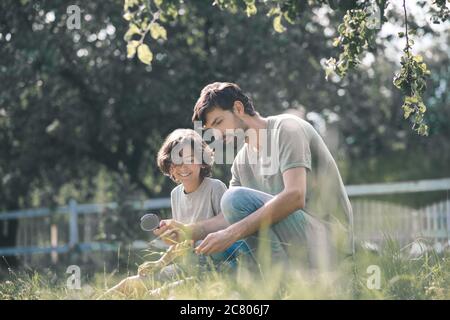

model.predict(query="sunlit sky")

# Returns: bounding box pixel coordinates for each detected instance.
[313,1,449,67]
[379,0,450,63]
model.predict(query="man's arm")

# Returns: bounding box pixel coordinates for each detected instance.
[195,166,307,254]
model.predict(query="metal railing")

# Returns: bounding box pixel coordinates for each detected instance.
[0,198,171,256]
[1,178,450,256]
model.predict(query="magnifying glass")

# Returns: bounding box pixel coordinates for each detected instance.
[140,212,160,232]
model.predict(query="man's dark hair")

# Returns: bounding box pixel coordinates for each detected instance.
[192,82,256,124]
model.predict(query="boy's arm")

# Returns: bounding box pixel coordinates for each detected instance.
[153,213,230,243]
[189,213,230,241]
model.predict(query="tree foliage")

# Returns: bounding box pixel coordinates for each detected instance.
[123,0,449,135]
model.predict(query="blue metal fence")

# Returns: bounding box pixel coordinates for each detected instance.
[0,197,171,256]
[1,178,450,257]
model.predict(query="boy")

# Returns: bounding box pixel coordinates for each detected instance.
[104,129,247,297]
[152,128,246,271]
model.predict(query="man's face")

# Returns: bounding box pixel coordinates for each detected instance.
[203,106,246,144]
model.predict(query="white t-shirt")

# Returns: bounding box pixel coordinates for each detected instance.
[170,177,227,224]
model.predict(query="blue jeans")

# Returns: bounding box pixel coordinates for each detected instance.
[157,241,252,281]
[220,186,310,267]
[195,240,252,271]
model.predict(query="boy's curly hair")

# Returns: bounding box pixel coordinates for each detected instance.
[157,129,213,182]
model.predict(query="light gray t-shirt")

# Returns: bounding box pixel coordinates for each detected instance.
[230,114,354,257]
[171,177,227,224]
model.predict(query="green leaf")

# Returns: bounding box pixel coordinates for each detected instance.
[124,0,139,12]
[402,104,413,119]
[149,22,167,40]
[413,55,423,63]
[418,102,426,114]
[332,37,340,47]
[283,11,295,25]
[405,95,418,104]
[137,43,153,65]
[46,119,60,134]
[414,113,424,123]
[127,40,140,58]
[166,4,179,18]
[417,124,428,136]
[124,24,141,41]
[267,7,280,17]
[273,15,286,33]
[123,11,133,21]
[246,3,257,17]
[324,57,337,80]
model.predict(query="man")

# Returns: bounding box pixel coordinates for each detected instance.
[155,82,354,271]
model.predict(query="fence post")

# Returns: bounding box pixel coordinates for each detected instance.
[447,200,450,239]
[69,199,79,248]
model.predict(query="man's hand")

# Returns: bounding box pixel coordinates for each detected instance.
[153,219,192,244]
[195,228,237,255]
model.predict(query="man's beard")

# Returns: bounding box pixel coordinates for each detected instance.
[222,115,247,148]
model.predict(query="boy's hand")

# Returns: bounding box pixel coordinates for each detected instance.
[137,261,158,277]
[154,219,192,244]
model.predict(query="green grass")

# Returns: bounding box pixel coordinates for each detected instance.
[1,238,449,300]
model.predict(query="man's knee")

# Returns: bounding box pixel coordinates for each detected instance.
[221,187,246,222]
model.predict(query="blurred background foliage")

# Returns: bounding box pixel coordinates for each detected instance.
[0,0,449,268]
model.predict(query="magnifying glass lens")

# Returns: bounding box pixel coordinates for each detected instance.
[140,213,160,231]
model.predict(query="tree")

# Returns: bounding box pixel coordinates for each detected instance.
[122,0,449,135]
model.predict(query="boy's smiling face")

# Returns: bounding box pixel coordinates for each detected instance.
[169,148,203,185]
